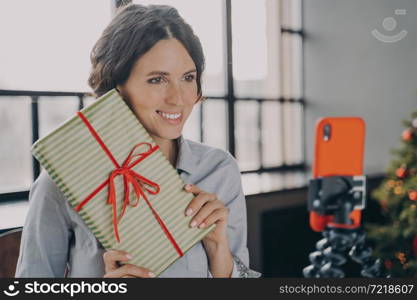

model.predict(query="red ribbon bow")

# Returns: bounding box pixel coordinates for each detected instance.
[105,142,160,243]
[74,111,183,257]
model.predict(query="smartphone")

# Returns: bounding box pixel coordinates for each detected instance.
[309,117,366,232]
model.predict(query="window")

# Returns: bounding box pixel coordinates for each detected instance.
[0,0,112,198]
[0,0,305,200]
[0,0,112,92]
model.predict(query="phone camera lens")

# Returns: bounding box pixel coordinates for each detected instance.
[323,124,331,141]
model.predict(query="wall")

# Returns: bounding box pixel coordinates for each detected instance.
[304,0,417,175]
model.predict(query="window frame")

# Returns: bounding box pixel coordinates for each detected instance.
[0,0,305,202]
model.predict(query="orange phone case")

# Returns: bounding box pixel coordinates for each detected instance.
[310,117,365,232]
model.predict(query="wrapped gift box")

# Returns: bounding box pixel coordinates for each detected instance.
[31,88,215,276]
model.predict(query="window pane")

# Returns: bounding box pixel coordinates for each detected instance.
[283,101,303,165]
[0,0,112,92]
[134,0,226,96]
[259,172,285,192]
[232,0,281,98]
[182,102,201,142]
[282,0,302,30]
[202,100,227,151]
[241,173,261,195]
[39,97,79,138]
[283,170,307,189]
[242,170,307,195]
[261,101,283,167]
[235,100,260,171]
[282,33,302,99]
[0,97,33,192]
[84,96,99,108]
[0,201,29,229]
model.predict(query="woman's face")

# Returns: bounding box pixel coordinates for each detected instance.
[117,38,199,141]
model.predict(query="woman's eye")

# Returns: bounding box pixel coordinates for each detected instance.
[147,76,163,84]
[184,74,195,82]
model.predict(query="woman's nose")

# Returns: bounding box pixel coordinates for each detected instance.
[165,83,184,105]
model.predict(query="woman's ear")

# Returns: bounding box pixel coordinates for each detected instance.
[116,84,127,100]
[115,84,122,95]
[116,84,131,108]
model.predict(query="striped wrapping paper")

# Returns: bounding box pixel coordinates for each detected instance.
[31,88,215,276]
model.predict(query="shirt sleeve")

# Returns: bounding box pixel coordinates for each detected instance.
[206,151,262,278]
[15,171,73,278]
[207,255,262,278]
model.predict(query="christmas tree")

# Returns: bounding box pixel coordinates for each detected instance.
[366,111,417,277]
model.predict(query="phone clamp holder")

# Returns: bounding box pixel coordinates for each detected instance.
[303,175,387,278]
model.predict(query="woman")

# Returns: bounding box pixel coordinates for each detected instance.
[16,3,260,278]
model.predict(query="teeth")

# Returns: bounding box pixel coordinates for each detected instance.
[157,111,181,120]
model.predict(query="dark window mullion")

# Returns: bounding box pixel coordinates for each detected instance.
[200,101,204,143]
[225,0,235,157]
[281,28,303,36]
[241,163,305,175]
[31,96,40,181]
[78,95,84,111]
[280,101,286,166]
[257,99,263,170]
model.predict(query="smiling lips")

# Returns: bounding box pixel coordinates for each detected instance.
[156,110,182,125]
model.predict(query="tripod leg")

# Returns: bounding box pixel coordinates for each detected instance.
[349,230,387,278]
[303,230,335,278]
[304,228,353,277]
[303,237,329,277]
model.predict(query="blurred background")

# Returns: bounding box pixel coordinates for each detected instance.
[0,0,416,277]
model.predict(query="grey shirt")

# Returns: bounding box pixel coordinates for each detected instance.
[15,135,261,278]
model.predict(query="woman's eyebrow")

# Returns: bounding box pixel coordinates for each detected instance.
[183,69,197,75]
[146,69,197,76]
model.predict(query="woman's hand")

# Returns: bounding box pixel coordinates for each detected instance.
[184,184,234,277]
[102,250,156,278]
[184,184,229,247]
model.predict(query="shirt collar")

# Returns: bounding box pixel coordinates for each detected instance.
[175,134,198,175]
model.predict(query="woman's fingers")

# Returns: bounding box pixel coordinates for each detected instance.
[103,250,132,273]
[199,207,229,228]
[184,183,203,195]
[103,264,155,278]
[102,250,156,278]
[184,185,217,217]
[183,183,229,228]
[189,201,223,228]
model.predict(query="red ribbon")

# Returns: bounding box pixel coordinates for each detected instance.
[74,111,183,257]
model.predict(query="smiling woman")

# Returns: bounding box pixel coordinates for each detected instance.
[116,39,200,160]
[15,3,261,278]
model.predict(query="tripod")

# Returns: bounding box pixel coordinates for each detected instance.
[303,176,388,278]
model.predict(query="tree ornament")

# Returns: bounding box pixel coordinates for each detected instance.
[412,235,417,258]
[408,190,417,201]
[395,166,408,179]
[394,186,403,195]
[395,252,407,264]
[386,180,396,188]
[384,259,393,270]
[380,199,388,211]
[402,128,414,141]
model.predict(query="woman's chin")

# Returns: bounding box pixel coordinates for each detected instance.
[151,129,182,141]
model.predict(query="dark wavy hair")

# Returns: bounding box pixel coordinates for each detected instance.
[88,4,205,99]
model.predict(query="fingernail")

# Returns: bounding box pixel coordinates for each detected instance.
[185,208,193,216]
[148,272,155,278]
[126,254,132,259]
[190,221,197,228]
[185,184,192,190]
[199,222,206,228]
